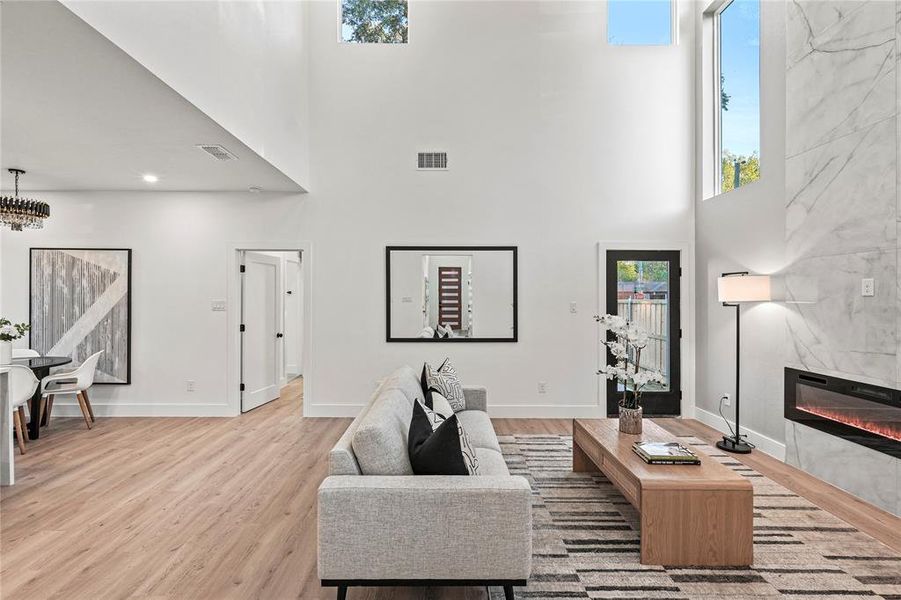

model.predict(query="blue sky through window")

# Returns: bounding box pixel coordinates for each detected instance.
[720,0,760,159]
[608,0,672,46]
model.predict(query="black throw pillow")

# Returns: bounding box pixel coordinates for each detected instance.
[408,401,479,475]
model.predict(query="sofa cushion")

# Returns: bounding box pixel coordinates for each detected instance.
[474,448,509,476]
[352,389,415,475]
[455,410,502,454]
[408,402,480,476]
[381,365,425,405]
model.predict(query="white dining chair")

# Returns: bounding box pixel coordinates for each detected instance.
[12,349,40,359]
[41,351,102,430]
[8,365,39,454]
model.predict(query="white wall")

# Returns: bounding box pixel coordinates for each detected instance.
[301,0,697,417]
[62,0,311,190]
[0,192,304,416]
[694,0,787,451]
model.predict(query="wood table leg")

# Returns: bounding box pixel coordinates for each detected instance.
[573,440,599,473]
[640,487,753,566]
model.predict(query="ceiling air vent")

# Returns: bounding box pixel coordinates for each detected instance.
[417,152,448,170]
[196,144,238,161]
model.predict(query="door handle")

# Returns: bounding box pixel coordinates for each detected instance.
[276,333,284,338]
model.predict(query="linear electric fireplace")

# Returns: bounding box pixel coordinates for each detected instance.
[785,368,901,459]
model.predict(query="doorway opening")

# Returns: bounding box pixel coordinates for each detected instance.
[239,250,304,413]
[604,249,682,417]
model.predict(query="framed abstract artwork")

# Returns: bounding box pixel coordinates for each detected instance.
[29,248,132,384]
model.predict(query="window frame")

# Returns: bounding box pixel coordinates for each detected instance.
[337,0,410,45]
[701,0,761,199]
[606,0,678,47]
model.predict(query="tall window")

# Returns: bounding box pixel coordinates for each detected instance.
[717,0,760,193]
[608,0,673,46]
[341,0,408,44]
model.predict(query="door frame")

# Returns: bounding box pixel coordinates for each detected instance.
[285,253,303,378]
[596,241,695,419]
[226,241,312,417]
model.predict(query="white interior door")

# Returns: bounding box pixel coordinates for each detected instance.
[242,251,281,412]
[285,254,303,377]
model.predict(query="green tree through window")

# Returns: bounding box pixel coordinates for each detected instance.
[342,0,408,43]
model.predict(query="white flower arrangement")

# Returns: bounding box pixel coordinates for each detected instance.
[595,313,665,410]
[0,318,30,342]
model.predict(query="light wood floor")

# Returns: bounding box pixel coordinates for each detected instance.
[1,381,898,600]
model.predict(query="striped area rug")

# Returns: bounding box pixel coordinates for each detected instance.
[490,434,901,600]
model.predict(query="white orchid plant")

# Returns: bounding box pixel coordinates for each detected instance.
[0,318,30,342]
[595,313,665,410]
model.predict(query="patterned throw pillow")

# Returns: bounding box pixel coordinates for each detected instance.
[428,389,455,419]
[425,358,465,412]
[408,400,480,476]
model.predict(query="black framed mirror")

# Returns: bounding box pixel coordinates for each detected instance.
[386,246,517,342]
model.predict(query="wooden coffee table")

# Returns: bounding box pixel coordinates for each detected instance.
[573,418,753,566]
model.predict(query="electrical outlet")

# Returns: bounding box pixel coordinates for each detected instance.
[538,381,548,394]
[861,278,875,297]
[569,301,578,314]
[722,393,731,407]
[186,380,196,392]
[211,300,227,312]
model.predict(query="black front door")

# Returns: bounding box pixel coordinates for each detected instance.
[605,250,681,416]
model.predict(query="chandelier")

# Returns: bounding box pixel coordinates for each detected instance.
[1,168,50,231]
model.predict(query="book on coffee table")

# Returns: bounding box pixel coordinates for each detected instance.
[632,441,701,465]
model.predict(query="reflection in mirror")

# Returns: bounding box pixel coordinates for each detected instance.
[387,246,517,342]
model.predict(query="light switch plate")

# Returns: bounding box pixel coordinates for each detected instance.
[569,301,578,314]
[211,300,227,311]
[861,278,875,297]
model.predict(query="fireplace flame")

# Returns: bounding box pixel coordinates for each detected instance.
[797,406,901,443]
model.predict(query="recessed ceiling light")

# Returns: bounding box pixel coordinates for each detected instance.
[142,174,159,183]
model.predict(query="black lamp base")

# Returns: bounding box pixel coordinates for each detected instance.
[716,435,753,454]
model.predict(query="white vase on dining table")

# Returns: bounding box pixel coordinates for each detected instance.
[0,341,11,366]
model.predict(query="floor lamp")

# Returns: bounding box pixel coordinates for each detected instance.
[716,272,771,454]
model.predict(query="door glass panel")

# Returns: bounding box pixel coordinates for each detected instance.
[614,259,670,392]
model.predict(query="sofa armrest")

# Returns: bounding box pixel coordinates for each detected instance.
[463,386,488,412]
[318,475,532,581]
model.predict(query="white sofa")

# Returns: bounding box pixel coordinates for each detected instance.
[317,365,532,599]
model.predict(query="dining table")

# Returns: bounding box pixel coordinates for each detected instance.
[12,356,73,440]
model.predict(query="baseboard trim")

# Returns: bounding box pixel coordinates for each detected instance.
[49,402,235,418]
[303,403,604,419]
[694,407,786,461]
[489,404,603,418]
[304,404,364,418]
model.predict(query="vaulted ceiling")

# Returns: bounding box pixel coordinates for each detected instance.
[0,1,303,192]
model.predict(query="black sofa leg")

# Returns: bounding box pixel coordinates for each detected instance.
[504,585,515,600]
[336,585,347,600]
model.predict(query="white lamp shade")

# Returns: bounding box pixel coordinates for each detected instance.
[718,274,771,303]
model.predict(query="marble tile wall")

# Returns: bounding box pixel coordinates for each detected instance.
[784,0,900,516]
